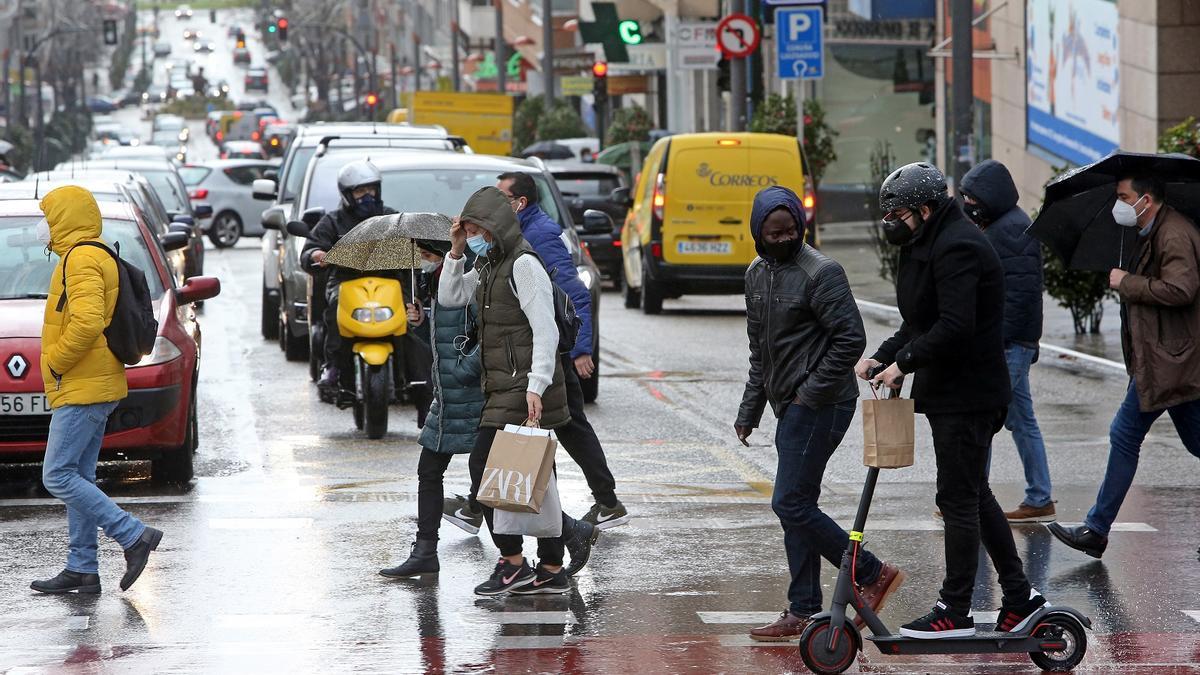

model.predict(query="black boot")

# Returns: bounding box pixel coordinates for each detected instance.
[379,540,440,578]
[31,569,101,594]
[120,526,163,591]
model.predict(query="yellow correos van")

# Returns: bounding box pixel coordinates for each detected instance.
[616,132,814,314]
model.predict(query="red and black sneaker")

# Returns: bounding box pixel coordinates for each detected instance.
[899,601,975,639]
[996,589,1048,634]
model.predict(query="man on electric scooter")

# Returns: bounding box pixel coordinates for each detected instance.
[856,163,1048,639]
[301,160,397,403]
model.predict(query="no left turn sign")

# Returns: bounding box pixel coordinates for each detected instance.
[716,13,760,59]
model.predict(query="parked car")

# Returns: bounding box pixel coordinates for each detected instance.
[0,198,219,483]
[244,67,269,92]
[545,160,627,283]
[233,47,251,66]
[179,158,280,247]
[86,96,118,113]
[220,141,266,160]
[252,123,470,344]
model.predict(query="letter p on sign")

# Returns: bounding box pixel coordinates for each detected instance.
[788,12,811,41]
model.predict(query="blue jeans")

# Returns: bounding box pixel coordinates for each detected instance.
[42,402,145,574]
[1085,380,1200,537]
[773,400,882,616]
[1004,344,1052,508]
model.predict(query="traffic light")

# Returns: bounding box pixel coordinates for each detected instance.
[267,20,277,34]
[365,92,379,118]
[277,18,288,42]
[102,19,118,46]
[592,62,609,150]
[717,58,730,93]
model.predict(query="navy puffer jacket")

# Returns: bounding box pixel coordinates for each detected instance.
[961,160,1043,351]
[417,298,484,455]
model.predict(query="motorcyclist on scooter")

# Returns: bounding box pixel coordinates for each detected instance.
[300,160,397,400]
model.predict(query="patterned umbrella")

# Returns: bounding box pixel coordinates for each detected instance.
[324,212,453,272]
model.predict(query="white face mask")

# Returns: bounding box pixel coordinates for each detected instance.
[35,217,51,245]
[419,259,440,274]
[1112,194,1149,228]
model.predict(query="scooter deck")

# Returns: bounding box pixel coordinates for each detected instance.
[868,631,1047,655]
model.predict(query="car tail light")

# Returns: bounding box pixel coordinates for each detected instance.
[215,131,224,142]
[129,336,182,368]
[717,138,741,146]
[251,131,261,141]
[650,242,663,258]
[652,173,665,221]
[189,188,208,199]
[803,186,816,225]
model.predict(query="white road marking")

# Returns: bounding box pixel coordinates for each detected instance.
[207,517,312,529]
[1183,610,1200,624]
[716,634,796,647]
[470,611,574,625]
[698,611,783,624]
[494,635,568,650]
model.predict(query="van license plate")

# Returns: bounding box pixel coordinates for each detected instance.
[0,393,51,415]
[678,241,731,255]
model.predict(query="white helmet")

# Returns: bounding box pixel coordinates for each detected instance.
[337,160,382,213]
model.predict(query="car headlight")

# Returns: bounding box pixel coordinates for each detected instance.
[130,138,140,146]
[351,308,373,322]
[373,307,393,321]
[129,336,181,368]
[577,267,595,290]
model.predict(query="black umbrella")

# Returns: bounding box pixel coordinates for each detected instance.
[1029,151,1200,271]
[520,141,575,160]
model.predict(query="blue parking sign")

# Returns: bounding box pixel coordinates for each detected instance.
[777,6,824,80]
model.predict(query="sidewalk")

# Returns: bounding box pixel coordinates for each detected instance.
[820,223,1126,365]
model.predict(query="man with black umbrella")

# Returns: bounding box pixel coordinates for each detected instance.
[1049,174,1200,559]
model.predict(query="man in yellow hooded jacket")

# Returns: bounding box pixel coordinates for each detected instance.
[31,186,163,595]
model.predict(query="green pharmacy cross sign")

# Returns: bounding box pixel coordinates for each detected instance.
[474,51,524,81]
[580,2,638,62]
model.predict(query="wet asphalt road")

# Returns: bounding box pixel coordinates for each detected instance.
[4,11,1200,674]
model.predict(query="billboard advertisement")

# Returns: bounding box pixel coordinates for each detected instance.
[1025,0,1119,165]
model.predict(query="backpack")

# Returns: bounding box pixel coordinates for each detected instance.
[57,241,159,365]
[511,252,582,354]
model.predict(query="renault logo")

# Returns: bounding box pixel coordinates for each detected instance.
[5,354,28,379]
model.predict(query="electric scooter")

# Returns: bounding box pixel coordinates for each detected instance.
[797,373,1091,674]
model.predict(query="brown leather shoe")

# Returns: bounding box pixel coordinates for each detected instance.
[1004,502,1056,523]
[856,562,906,619]
[749,610,810,642]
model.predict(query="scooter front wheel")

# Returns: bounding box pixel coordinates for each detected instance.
[1028,614,1087,672]
[798,617,860,675]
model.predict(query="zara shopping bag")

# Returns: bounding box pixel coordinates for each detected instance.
[862,387,915,469]
[477,424,557,513]
[493,476,563,537]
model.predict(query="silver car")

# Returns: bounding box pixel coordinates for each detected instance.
[179,159,281,248]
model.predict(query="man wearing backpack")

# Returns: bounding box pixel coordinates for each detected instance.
[31,186,163,595]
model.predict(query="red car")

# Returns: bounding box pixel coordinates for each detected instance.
[0,200,220,482]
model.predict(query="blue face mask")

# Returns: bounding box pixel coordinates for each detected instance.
[354,193,382,216]
[467,234,492,257]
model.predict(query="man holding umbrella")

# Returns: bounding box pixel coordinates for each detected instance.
[1049,173,1200,558]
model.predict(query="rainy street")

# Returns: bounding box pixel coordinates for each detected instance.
[2,229,1199,672]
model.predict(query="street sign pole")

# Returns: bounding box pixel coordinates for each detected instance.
[542,0,554,102]
[951,0,974,190]
[729,0,746,131]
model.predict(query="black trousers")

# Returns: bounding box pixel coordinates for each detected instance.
[323,283,353,387]
[468,426,565,566]
[928,409,1032,614]
[556,354,618,507]
[416,449,454,542]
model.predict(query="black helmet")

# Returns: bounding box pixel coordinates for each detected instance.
[879,162,949,215]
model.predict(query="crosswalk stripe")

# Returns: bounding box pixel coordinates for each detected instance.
[716,634,796,647]
[207,518,313,529]
[1183,610,1200,624]
[698,612,782,624]
[475,611,574,625]
[0,616,90,631]
[494,635,567,650]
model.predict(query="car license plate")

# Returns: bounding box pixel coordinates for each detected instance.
[677,240,732,255]
[0,393,50,416]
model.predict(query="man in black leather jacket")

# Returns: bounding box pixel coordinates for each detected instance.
[735,186,904,642]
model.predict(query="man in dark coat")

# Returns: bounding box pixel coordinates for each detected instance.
[300,160,396,398]
[735,186,905,641]
[961,159,1054,522]
[858,162,1045,640]
[1049,174,1200,559]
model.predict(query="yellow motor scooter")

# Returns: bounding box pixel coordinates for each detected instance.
[336,276,407,438]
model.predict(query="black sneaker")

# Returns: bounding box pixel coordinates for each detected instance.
[441,495,482,535]
[996,589,1048,634]
[474,558,535,596]
[581,500,631,530]
[899,601,976,639]
[563,518,600,577]
[510,562,570,595]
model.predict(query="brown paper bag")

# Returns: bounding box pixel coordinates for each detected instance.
[862,397,915,468]
[477,424,557,513]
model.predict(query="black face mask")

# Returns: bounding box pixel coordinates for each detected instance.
[882,216,919,246]
[963,201,988,226]
[763,238,800,261]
